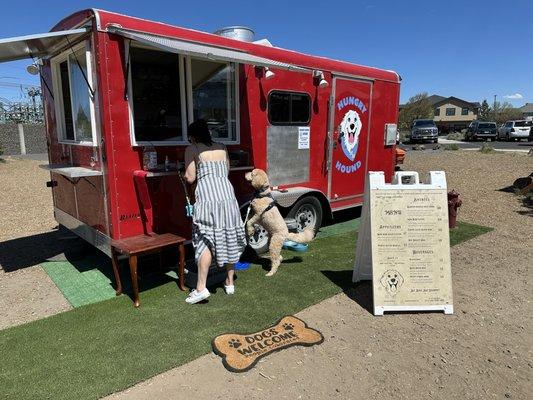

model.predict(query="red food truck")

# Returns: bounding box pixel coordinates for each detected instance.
[0,9,401,256]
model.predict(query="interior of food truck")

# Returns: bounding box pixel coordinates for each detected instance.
[127,44,238,145]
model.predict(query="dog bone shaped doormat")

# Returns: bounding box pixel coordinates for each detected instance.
[212,315,323,372]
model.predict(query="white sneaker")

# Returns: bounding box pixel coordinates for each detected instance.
[224,284,235,295]
[185,288,210,304]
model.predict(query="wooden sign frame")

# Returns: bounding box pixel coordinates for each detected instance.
[353,171,454,316]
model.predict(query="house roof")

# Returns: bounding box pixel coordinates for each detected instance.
[426,95,446,105]
[520,103,533,113]
[400,94,479,109]
[432,96,479,109]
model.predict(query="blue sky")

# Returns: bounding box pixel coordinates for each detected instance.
[0,0,531,105]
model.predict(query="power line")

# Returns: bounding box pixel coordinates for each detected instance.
[0,82,40,89]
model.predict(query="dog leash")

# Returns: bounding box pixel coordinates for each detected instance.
[177,171,194,218]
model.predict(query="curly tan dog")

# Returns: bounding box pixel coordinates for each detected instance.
[245,169,314,276]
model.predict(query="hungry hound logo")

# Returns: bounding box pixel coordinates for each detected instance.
[336,96,367,173]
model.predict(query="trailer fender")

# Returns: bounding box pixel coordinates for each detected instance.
[238,187,332,222]
[272,187,332,222]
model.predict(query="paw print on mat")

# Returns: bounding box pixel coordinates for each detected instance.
[228,338,242,349]
[282,323,294,331]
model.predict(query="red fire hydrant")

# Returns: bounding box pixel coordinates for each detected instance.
[447,190,462,229]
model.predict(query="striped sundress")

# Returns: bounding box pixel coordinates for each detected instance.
[192,157,246,267]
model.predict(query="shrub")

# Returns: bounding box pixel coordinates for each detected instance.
[399,130,410,143]
[444,144,460,151]
[479,143,496,154]
[446,131,465,141]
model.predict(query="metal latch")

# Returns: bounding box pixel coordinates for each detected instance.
[46,180,57,188]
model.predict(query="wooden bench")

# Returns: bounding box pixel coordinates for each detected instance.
[111,233,186,307]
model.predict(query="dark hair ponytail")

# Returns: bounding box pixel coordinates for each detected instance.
[187,119,213,146]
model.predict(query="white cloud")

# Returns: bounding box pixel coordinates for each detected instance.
[503,93,523,99]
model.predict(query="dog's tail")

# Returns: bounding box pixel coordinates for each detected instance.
[286,227,315,244]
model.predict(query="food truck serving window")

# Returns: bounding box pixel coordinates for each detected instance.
[128,45,239,145]
[130,47,185,143]
[51,41,96,144]
[268,91,311,126]
[188,58,237,142]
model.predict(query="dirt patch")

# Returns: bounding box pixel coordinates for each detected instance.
[106,151,532,400]
[0,157,71,329]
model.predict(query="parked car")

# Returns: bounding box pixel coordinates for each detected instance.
[465,121,497,141]
[529,122,533,142]
[409,119,438,143]
[497,120,531,141]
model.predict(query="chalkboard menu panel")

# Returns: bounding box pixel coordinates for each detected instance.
[371,188,452,309]
[353,171,454,316]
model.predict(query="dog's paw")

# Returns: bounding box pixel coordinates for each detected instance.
[228,338,242,349]
[282,323,294,331]
[265,269,276,277]
[246,225,255,237]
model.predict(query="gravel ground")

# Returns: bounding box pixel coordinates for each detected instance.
[107,150,533,400]
[403,151,532,227]
[0,157,56,242]
[0,157,71,329]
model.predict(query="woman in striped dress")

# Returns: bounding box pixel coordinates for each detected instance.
[183,120,246,304]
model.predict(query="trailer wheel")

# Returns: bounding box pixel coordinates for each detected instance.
[287,196,323,235]
[247,223,270,254]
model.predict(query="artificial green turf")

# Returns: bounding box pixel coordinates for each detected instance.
[0,221,490,400]
[41,260,116,308]
[316,217,360,239]
[39,215,362,309]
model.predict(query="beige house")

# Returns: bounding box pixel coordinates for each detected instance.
[429,95,480,132]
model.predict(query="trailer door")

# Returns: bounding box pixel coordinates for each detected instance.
[328,78,372,200]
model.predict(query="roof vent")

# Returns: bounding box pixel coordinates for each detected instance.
[214,26,255,42]
[253,38,273,47]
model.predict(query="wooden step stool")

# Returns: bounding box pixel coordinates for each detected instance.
[111,233,186,307]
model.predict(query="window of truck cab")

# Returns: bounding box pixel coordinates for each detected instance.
[51,41,97,145]
[127,43,240,145]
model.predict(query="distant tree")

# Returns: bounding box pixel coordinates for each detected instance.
[398,92,434,131]
[492,101,523,124]
[478,99,491,121]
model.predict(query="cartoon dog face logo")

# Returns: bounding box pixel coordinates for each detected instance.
[380,270,404,295]
[339,109,362,161]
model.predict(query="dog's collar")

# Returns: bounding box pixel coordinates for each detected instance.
[254,186,272,199]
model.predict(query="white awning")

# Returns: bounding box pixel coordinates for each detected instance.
[108,27,309,73]
[0,28,88,63]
